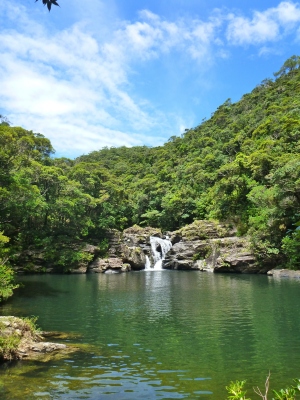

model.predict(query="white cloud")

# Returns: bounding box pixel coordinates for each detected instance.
[115,11,223,62]
[227,13,279,44]
[1,1,300,157]
[227,1,300,45]
[0,5,159,155]
[0,1,225,156]
[276,1,300,24]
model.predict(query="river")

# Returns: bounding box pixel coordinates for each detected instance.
[1,271,300,399]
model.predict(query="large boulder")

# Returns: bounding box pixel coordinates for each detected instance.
[211,237,262,273]
[121,244,147,270]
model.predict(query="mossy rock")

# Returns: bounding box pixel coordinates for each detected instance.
[123,225,161,237]
[175,220,231,241]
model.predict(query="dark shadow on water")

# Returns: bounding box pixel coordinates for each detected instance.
[12,280,68,299]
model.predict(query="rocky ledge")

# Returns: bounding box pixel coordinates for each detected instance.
[0,316,75,362]
[104,220,267,274]
[164,220,267,273]
[12,220,275,274]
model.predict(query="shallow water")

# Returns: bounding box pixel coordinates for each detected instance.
[1,271,300,399]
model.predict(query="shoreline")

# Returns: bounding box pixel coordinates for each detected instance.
[0,316,77,362]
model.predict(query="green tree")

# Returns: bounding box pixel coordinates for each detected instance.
[0,232,18,302]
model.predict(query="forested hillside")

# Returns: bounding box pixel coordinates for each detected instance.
[1,56,300,299]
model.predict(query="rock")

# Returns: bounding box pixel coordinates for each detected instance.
[123,225,161,238]
[67,266,88,274]
[121,245,146,270]
[108,225,163,270]
[163,234,264,274]
[81,244,100,255]
[87,257,130,273]
[107,229,122,258]
[0,316,76,362]
[121,263,131,272]
[267,269,300,279]
[67,244,102,274]
[11,221,271,275]
[20,341,67,353]
[170,220,234,242]
[105,222,263,273]
[13,243,101,274]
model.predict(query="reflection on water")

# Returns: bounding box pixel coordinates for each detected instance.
[1,272,300,399]
[144,271,172,321]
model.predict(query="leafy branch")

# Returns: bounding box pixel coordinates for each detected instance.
[35,0,60,11]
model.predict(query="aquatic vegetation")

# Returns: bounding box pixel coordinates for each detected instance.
[226,375,300,400]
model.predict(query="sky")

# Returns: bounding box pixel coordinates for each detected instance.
[1,0,300,158]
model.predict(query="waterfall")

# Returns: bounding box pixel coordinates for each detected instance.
[144,236,172,270]
[145,255,151,270]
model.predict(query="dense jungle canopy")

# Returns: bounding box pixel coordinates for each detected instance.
[1,55,300,299]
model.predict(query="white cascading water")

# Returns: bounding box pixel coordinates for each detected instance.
[145,236,172,270]
[145,255,151,270]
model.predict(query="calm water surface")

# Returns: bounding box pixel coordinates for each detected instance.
[1,271,300,399]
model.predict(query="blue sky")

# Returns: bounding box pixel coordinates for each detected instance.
[1,0,300,158]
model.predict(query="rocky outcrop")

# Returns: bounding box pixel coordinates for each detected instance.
[106,220,262,274]
[107,225,163,270]
[164,220,266,274]
[67,244,102,274]
[0,316,75,362]
[169,219,235,242]
[14,244,101,274]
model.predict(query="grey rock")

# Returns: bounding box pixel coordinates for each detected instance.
[108,225,163,270]
[267,269,300,279]
[121,244,146,269]
[163,234,263,273]
[88,257,128,273]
